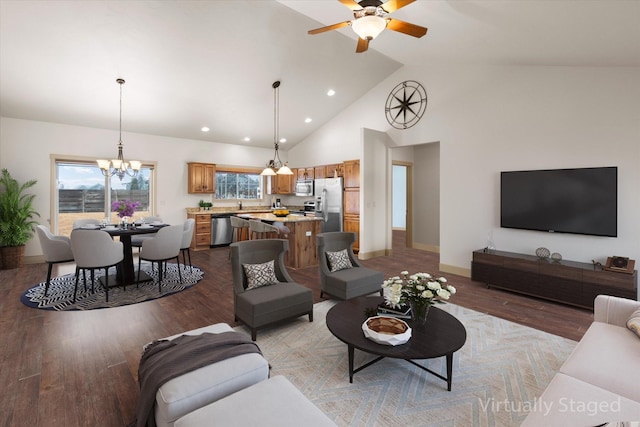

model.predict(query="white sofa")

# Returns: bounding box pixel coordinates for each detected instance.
[522,295,640,426]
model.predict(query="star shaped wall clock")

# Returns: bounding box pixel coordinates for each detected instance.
[385,80,427,129]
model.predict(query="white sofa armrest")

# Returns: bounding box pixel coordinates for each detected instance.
[594,295,640,327]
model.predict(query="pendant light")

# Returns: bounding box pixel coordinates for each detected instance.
[261,81,293,176]
[97,78,141,180]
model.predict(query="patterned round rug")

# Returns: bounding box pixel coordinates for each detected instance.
[20,262,204,311]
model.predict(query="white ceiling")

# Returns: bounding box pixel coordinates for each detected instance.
[1,0,638,149]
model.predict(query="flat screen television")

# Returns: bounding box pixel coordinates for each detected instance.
[500,167,617,237]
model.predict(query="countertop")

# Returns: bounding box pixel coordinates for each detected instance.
[236,212,321,223]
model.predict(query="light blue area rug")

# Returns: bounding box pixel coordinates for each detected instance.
[237,299,576,427]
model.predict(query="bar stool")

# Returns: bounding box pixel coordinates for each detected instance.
[230,216,250,243]
[249,220,281,240]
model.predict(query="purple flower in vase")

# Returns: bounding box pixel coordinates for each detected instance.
[111,199,141,218]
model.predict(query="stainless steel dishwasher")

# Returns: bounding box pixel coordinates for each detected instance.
[210,213,233,246]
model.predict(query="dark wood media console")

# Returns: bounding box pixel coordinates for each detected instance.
[471,249,638,309]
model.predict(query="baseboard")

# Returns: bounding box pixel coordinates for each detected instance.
[412,242,440,253]
[358,249,388,260]
[24,255,44,265]
[440,263,471,278]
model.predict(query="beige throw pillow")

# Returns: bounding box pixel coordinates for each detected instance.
[243,260,279,290]
[627,307,640,339]
[326,249,353,272]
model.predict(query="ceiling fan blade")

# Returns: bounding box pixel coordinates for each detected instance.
[356,37,369,53]
[380,0,415,13]
[386,18,427,38]
[308,21,351,35]
[339,0,363,11]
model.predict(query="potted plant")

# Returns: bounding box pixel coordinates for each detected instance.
[0,169,39,269]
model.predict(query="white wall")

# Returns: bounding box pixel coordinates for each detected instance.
[0,117,278,256]
[413,143,440,249]
[291,64,640,271]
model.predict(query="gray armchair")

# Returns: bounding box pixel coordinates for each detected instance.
[317,232,383,300]
[230,239,313,340]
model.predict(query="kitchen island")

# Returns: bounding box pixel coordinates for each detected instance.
[237,212,322,269]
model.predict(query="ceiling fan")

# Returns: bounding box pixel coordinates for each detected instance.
[308,0,427,53]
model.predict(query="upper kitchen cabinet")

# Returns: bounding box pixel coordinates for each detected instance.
[314,166,327,179]
[343,160,360,188]
[268,172,295,194]
[296,168,314,180]
[326,163,344,178]
[188,162,216,194]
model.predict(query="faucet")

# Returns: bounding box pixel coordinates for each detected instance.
[238,201,243,210]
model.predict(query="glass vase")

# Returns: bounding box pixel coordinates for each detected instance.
[410,300,430,326]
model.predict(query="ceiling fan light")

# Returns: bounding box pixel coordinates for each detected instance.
[352,15,387,40]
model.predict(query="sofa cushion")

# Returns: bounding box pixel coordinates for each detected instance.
[236,282,312,327]
[626,307,640,338]
[326,249,353,272]
[174,375,336,427]
[325,267,383,300]
[521,373,640,426]
[151,324,270,427]
[243,260,279,290]
[559,321,640,402]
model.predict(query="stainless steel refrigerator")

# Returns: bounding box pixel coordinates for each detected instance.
[314,177,343,233]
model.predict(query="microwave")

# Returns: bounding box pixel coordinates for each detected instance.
[295,179,314,197]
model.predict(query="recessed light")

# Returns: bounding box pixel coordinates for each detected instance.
[279,138,287,143]
[327,89,335,97]
[243,137,251,142]
[201,126,210,132]
[304,117,312,123]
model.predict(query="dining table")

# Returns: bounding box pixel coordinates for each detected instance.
[83,223,167,286]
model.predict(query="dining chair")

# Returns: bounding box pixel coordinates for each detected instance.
[180,218,195,272]
[137,224,183,292]
[70,229,124,302]
[230,239,313,340]
[36,225,75,296]
[72,218,101,229]
[131,216,164,250]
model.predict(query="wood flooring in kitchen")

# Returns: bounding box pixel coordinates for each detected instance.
[0,231,593,426]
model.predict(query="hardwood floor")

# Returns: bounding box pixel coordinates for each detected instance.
[0,231,593,426]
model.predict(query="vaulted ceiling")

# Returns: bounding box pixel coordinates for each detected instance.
[1,0,638,149]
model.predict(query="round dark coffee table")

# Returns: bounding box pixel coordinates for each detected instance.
[326,296,467,390]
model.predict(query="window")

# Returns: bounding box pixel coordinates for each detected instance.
[215,171,262,200]
[54,159,155,236]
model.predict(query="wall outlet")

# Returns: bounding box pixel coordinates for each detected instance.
[305,231,312,236]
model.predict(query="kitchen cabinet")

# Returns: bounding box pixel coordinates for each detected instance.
[343,160,360,188]
[343,159,360,253]
[188,213,212,251]
[268,173,295,194]
[314,166,327,179]
[188,162,216,194]
[296,168,314,180]
[326,163,344,178]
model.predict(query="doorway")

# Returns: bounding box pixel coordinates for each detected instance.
[392,162,413,249]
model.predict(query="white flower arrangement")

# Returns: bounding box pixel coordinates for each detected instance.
[382,270,457,309]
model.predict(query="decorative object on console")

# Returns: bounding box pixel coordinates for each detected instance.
[535,247,550,259]
[307,0,427,53]
[97,78,141,181]
[260,81,293,176]
[382,271,456,325]
[551,252,562,261]
[605,256,636,274]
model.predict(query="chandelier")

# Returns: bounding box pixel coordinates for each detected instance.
[97,78,141,181]
[260,81,293,176]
